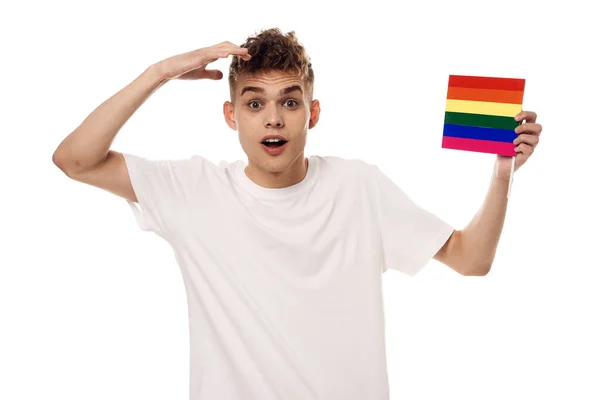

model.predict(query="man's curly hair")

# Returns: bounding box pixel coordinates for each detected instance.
[228,28,314,104]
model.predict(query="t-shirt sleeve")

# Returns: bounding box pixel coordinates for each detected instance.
[372,165,455,276]
[122,153,185,238]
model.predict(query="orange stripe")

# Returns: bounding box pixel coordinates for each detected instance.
[447,87,524,104]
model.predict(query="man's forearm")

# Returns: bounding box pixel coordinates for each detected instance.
[461,159,511,275]
[52,64,167,174]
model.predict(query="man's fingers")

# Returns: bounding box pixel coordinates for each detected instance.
[515,110,537,123]
[204,69,224,80]
[214,42,251,57]
[515,122,543,136]
[199,43,250,63]
[513,132,540,147]
[177,67,222,80]
[515,143,534,156]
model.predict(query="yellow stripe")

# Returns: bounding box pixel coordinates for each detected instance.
[445,99,522,117]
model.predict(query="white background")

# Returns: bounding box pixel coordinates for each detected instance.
[2,0,599,399]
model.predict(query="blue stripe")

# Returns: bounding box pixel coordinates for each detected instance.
[443,124,517,143]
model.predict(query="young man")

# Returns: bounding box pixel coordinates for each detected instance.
[52,28,542,400]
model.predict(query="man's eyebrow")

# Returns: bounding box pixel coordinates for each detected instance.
[240,85,303,97]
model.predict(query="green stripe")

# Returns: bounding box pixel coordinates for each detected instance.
[444,112,519,130]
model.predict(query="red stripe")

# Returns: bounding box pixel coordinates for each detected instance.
[448,75,525,91]
[442,136,516,156]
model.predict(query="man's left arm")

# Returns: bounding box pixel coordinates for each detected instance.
[434,111,543,276]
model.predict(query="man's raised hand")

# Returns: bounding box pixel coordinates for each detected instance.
[154,41,251,81]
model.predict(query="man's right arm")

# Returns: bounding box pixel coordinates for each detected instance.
[53,42,251,204]
[52,65,168,203]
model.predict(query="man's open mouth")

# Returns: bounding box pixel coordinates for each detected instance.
[261,139,288,148]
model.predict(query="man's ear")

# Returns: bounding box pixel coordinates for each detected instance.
[308,99,320,129]
[223,101,237,130]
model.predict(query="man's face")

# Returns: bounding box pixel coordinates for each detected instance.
[223,70,320,175]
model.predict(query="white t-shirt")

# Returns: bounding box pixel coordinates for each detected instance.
[123,153,454,400]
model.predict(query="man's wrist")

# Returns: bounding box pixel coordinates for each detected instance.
[494,159,512,182]
[146,63,170,87]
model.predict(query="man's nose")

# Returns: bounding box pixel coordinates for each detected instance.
[265,106,283,128]
[266,120,283,128]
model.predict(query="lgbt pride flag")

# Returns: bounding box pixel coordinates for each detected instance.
[442,75,525,157]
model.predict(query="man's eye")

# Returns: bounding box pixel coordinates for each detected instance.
[247,99,298,109]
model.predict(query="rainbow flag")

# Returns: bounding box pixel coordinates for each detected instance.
[442,75,525,157]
